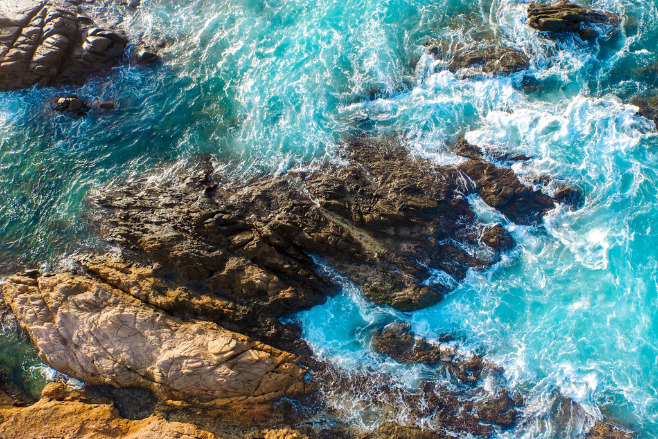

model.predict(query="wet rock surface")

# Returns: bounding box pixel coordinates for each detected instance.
[0,137,578,437]
[87,137,554,338]
[0,0,128,91]
[372,322,494,385]
[426,41,529,75]
[631,96,658,128]
[527,1,621,38]
[372,322,452,365]
[54,95,89,114]
[584,421,636,439]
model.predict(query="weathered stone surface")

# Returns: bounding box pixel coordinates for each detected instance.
[584,421,636,439]
[87,137,554,348]
[2,271,307,403]
[371,322,494,385]
[527,1,621,38]
[372,322,452,365]
[0,382,225,439]
[426,42,529,75]
[0,0,127,91]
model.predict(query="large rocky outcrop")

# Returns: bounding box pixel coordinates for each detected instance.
[0,0,127,91]
[0,137,578,437]
[527,1,621,40]
[2,271,307,403]
[80,137,558,354]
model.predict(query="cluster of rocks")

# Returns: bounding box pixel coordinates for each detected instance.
[372,322,489,385]
[426,1,621,77]
[0,135,575,437]
[0,0,641,437]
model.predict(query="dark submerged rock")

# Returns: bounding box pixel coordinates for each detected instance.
[53,95,89,115]
[372,322,494,385]
[449,46,530,75]
[527,1,621,38]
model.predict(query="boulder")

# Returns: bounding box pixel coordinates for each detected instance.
[527,1,621,38]
[631,96,658,128]
[0,0,127,91]
[2,272,307,403]
[371,323,452,365]
[54,95,88,115]
[426,42,529,75]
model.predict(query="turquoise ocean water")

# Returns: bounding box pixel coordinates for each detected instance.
[2,0,658,436]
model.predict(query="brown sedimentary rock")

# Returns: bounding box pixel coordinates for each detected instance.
[0,381,314,439]
[0,0,127,91]
[88,137,553,332]
[527,1,621,40]
[584,421,636,439]
[2,272,307,403]
[426,41,529,75]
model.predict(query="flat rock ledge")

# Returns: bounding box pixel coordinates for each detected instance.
[0,0,127,90]
[2,271,307,404]
[527,1,621,39]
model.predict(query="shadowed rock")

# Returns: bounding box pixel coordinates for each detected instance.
[372,322,453,365]
[0,0,127,91]
[88,137,553,342]
[372,322,494,385]
[631,96,658,128]
[527,1,621,40]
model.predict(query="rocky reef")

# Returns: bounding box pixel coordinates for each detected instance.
[0,135,577,437]
[0,0,127,90]
[527,0,621,40]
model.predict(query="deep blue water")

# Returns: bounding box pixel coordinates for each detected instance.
[2,0,658,436]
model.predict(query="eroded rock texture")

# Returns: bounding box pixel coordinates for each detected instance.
[0,381,316,439]
[0,0,127,91]
[426,41,529,75]
[371,322,489,385]
[527,0,621,39]
[2,271,306,403]
[0,137,574,437]
[88,137,556,352]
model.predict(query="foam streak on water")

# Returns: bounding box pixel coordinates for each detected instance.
[2,0,658,436]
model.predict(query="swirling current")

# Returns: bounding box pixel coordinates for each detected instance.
[2,0,658,437]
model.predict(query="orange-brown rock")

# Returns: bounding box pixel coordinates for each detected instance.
[2,272,307,404]
[0,382,315,439]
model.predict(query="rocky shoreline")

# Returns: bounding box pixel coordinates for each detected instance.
[0,0,643,437]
